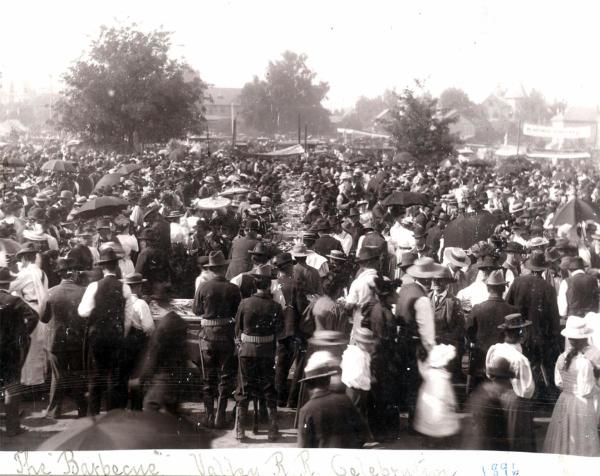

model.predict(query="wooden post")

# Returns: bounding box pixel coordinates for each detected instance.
[516,120,522,156]
[232,118,237,149]
[298,113,301,144]
[206,128,210,157]
[304,124,308,152]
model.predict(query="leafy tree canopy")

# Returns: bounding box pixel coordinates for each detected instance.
[382,84,461,163]
[57,24,207,149]
[240,51,331,135]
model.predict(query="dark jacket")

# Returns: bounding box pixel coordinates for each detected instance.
[235,291,283,358]
[506,274,561,344]
[566,272,599,317]
[42,279,86,353]
[151,218,171,254]
[313,234,344,258]
[135,245,170,295]
[430,291,465,347]
[297,389,367,448]
[0,289,38,384]
[87,275,125,343]
[467,297,517,354]
[193,276,241,350]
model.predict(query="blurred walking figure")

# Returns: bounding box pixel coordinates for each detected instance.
[543,316,600,456]
[297,351,368,448]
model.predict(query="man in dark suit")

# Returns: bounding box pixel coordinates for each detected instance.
[226,219,261,280]
[78,248,133,415]
[312,218,344,258]
[430,266,465,381]
[410,225,436,261]
[506,250,561,401]
[135,229,170,297]
[467,270,518,387]
[0,268,38,436]
[557,256,599,317]
[234,265,283,441]
[41,258,87,418]
[193,251,241,429]
[144,206,171,255]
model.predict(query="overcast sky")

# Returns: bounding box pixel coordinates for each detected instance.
[2,0,600,110]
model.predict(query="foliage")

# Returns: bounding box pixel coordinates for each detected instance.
[56,24,207,149]
[516,88,552,124]
[338,92,395,130]
[381,85,461,163]
[240,51,331,135]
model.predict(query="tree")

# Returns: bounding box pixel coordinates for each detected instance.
[240,51,331,135]
[439,87,474,113]
[381,85,460,163]
[56,24,207,149]
[516,89,552,124]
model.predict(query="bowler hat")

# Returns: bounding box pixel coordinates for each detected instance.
[524,250,547,272]
[413,225,427,239]
[59,190,74,200]
[96,247,120,265]
[498,313,531,329]
[0,268,15,284]
[273,252,295,268]
[407,257,446,279]
[248,242,269,257]
[545,247,561,263]
[143,205,160,220]
[204,251,230,268]
[312,218,331,233]
[347,208,360,217]
[356,245,381,263]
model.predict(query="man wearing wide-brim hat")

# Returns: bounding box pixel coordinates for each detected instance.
[506,250,561,395]
[457,255,500,309]
[230,241,272,299]
[297,350,368,448]
[343,246,381,343]
[442,247,470,295]
[395,257,443,422]
[134,227,170,298]
[225,218,261,281]
[556,255,599,319]
[466,269,519,385]
[192,250,241,429]
[234,263,283,442]
[502,241,525,289]
[78,247,136,415]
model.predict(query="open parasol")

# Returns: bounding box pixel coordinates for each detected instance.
[93,173,123,192]
[382,191,428,207]
[41,159,76,173]
[443,212,499,249]
[73,196,129,220]
[192,196,231,210]
[37,409,210,450]
[116,163,142,175]
[551,198,600,227]
[219,187,250,197]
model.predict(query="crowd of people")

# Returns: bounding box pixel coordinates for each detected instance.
[1,141,600,455]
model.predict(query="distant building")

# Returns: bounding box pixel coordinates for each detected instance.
[205,87,242,135]
[443,109,476,141]
[551,105,600,149]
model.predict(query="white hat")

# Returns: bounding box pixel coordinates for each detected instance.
[561,316,594,339]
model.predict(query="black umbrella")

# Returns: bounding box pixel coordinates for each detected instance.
[37,409,210,450]
[41,159,76,173]
[116,163,142,175]
[73,196,129,220]
[382,191,428,207]
[93,173,123,192]
[551,198,600,227]
[443,212,499,249]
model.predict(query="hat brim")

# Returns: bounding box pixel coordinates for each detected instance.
[524,261,546,272]
[121,279,148,284]
[561,328,594,338]
[498,320,532,329]
[443,250,469,268]
[275,258,296,267]
[204,261,230,268]
[326,255,347,261]
[292,252,308,258]
[96,257,120,265]
[299,369,339,382]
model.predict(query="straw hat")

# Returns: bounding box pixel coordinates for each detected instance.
[443,247,469,269]
[121,272,147,285]
[407,257,446,279]
[497,313,532,329]
[299,351,341,382]
[561,316,594,339]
